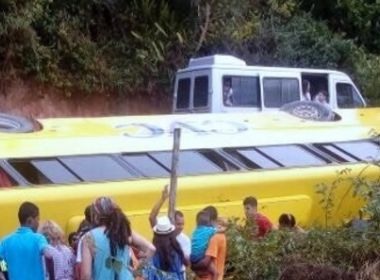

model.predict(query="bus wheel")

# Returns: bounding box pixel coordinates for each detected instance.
[280,101,334,121]
[0,113,39,133]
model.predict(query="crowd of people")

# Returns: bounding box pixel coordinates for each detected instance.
[0,186,304,280]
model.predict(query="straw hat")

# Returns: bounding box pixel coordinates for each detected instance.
[153,216,175,235]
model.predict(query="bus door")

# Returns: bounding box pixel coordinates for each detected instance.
[260,72,301,110]
[173,71,211,113]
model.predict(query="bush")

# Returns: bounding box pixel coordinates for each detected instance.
[225,162,380,279]
[226,224,380,280]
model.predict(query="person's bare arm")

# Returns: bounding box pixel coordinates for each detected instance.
[131,231,155,259]
[149,185,169,228]
[42,244,57,259]
[80,235,93,280]
[0,271,5,280]
[191,255,213,270]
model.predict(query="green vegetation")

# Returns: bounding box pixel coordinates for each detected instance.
[226,225,380,279]
[1,0,380,102]
[225,161,380,280]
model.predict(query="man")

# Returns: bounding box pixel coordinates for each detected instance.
[243,196,273,238]
[192,206,227,280]
[0,201,53,280]
[149,185,191,270]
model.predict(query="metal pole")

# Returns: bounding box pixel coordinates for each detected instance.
[168,128,181,223]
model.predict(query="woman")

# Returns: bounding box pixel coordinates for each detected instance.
[144,216,185,280]
[80,197,155,280]
[39,220,76,280]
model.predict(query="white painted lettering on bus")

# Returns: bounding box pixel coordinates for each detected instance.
[117,120,248,138]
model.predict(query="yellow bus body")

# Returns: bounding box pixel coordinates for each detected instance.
[0,109,379,238]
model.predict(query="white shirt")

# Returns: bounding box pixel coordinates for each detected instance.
[176,232,191,258]
[176,232,191,273]
[301,92,311,101]
[75,235,84,263]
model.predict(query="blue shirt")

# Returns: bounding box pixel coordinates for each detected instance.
[190,226,216,263]
[89,227,133,280]
[0,226,48,280]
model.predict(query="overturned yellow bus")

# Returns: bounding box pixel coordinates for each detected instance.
[0,108,379,237]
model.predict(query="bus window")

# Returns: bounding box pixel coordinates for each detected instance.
[333,141,380,161]
[59,155,136,182]
[176,78,191,109]
[199,150,240,172]
[263,78,299,108]
[9,160,52,185]
[314,144,359,162]
[194,76,209,108]
[222,76,260,107]
[31,159,80,184]
[149,151,222,175]
[122,153,169,177]
[256,145,328,167]
[336,83,364,108]
[233,148,280,169]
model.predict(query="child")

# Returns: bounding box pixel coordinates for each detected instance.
[190,210,217,280]
[39,220,76,280]
[278,213,305,233]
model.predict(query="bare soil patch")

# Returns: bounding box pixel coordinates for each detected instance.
[0,80,171,118]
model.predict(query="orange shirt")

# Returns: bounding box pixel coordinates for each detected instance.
[198,233,227,280]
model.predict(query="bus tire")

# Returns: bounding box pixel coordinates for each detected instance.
[0,113,37,133]
[280,101,334,121]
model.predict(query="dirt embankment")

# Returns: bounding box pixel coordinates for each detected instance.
[0,80,171,118]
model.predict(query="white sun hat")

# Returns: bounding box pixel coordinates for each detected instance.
[153,216,175,235]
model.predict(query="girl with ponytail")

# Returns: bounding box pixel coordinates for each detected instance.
[80,197,155,280]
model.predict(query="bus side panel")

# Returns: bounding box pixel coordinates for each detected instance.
[0,163,373,237]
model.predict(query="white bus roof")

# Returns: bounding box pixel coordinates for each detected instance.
[178,54,344,75]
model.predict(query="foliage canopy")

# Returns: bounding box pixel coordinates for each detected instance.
[0,0,380,102]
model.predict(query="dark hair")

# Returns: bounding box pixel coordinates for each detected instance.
[196,210,211,226]
[318,90,329,98]
[84,205,93,223]
[203,206,218,222]
[174,210,184,219]
[68,232,77,245]
[279,213,296,228]
[18,201,39,225]
[153,231,184,271]
[98,207,132,254]
[243,196,257,208]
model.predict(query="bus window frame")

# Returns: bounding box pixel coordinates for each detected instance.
[121,152,170,178]
[148,150,225,176]
[223,147,282,169]
[0,160,25,187]
[57,154,138,182]
[221,75,261,108]
[333,140,380,162]
[256,144,330,167]
[198,149,241,172]
[1,139,378,187]
[313,143,361,162]
[31,158,82,184]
